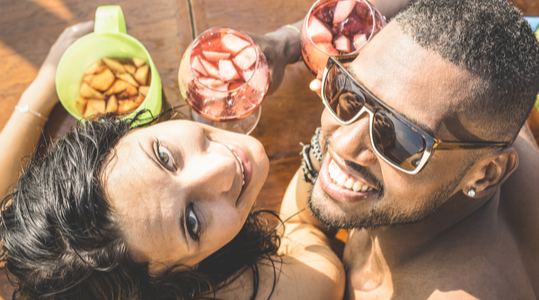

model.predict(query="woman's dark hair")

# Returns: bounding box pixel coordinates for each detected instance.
[0,110,281,299]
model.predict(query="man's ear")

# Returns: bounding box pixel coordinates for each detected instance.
[462,147,519,198]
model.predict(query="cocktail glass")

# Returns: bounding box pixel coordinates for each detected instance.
[179,26,270,135]
[301,0,386,75]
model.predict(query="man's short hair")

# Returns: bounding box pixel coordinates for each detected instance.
[394,0,539,142]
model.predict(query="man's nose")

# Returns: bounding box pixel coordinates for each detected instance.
[322,109,377,166]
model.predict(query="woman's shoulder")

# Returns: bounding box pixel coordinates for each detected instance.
[213,223,345,300]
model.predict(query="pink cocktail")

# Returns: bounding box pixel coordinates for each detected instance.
[179,27,270,134]
[301,0,386,75]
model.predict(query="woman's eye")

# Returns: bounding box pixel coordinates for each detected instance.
[186,205,200,241]
[156,141,176,170]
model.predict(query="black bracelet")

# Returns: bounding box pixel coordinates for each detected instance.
[310,127,323,163]
[300,127,323,184]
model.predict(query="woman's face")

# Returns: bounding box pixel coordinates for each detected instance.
[102,120,269,271]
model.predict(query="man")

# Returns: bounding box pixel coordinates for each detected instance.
[280,0,539,298]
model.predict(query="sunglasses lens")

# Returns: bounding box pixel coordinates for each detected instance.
[324,65,366,122]
[372,111,426,171]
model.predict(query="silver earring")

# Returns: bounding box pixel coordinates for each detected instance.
[467,188,476,197]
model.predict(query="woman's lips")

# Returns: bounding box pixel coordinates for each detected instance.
[222,143,252,206]
[318,155,377,203]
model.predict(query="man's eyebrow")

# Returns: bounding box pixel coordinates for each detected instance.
[137,140,164,170]
[398,110,438,138]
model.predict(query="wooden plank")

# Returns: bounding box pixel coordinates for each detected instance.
[190,0,313,34]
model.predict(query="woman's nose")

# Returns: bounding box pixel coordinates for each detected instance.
[322,109,377,166]
[192,142,238,195]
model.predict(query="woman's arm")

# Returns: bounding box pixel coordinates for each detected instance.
[0,21,93,198]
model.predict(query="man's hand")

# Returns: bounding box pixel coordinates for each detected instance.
[248,20,302,95]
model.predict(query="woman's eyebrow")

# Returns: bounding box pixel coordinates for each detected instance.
[137,139,165,171]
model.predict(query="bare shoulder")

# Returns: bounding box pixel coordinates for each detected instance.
[213,223,345,300]
[500,134,539,241]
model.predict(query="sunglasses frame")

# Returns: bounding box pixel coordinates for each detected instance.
[320,55,512,174]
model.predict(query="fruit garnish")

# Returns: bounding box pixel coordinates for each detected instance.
[233,47,257,70]
[199,57,220,79]
[221,34,250,55]
[315,42,339,55]
[353,33,368,50]
[333,1,356,23]
[192,56,209,76]
[309,17,334,43]
[219,60,241,82]
[203,51,231,62]
[334,35,351,53]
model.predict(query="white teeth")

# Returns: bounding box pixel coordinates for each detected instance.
[337,174,347,186]
[328,159,375,193]
[230,150,245,186]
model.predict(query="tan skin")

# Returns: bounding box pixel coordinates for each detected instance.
[293,22,539,299]
[0,23,344,300]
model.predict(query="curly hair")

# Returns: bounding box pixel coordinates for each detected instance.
[394,0,539,142]
[0,111,281,299]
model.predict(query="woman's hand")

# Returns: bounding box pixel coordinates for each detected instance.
[25,21,94,114]
[0,21,94,198]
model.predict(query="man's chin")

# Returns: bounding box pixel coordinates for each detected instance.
[309,181,379,229]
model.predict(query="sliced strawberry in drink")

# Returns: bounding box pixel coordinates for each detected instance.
[314,5,334,23]
[219,60,241,82]
[233,47,257,70]
[242,69,254,81]
[203,51,231,62]
[199,57,220,79]
[211,83,230,91]
[192,56,208,77]
[334,35,351,53]
[333,1,356,23]
[353,33,368,50]
[198,76,224,88]
[355,2,371,20]
[341,15,363,36]
[229,81,246,90]
[221,34,251,55]
[315,42,339,55]
[308,16,333,43]
[202,98,225,120]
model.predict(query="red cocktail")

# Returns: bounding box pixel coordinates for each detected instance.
[179,27,270,134]
[301,0,386,75]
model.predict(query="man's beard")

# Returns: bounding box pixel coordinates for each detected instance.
[308,170,464,230]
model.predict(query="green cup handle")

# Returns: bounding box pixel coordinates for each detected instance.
[94,5,126,34]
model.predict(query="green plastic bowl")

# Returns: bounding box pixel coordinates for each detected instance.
[56,5,162,125]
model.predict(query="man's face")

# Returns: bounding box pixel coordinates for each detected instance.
[311,23,478,229]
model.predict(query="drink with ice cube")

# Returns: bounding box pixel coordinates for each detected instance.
[178,27,270,134]
[301,0,386,75]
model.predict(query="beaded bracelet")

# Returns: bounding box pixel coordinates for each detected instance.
[300,127,323,184]
[278,24,303,63]
[279,24,300,34]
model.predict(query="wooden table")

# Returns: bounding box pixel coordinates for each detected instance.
[0,0,537,299]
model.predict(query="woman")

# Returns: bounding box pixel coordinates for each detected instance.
[0,23,344,299]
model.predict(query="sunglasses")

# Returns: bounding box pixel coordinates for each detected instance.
[320,55,511,174]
